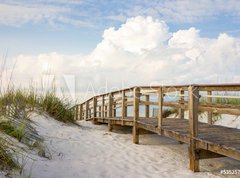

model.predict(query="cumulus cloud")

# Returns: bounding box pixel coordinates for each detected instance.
[2,16,240,101]
[102,16,170,54]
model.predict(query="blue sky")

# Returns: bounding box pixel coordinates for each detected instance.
[1,0,240,99]
[0,0,240,56]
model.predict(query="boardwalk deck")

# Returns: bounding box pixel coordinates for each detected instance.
[93,117,240,161]
[73,84,240,172]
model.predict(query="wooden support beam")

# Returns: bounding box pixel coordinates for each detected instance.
[197,149,225,159]
[158,88,163,129]
[105,105,108,118]
[121,90,126,125]
[207,91,213,125]
[74,105,78,120]
[108,93,113,118]
[92,97,98,124]
[85,101,89,120]
[188,85,200,172]
[98,106,101,117]
[145,95,149,118]
[133,87,140,144]
[102,96,105,118]
[113,102,116,117]
[125,97,128,117]
[79,104,83,120]
[108,120,113,132]
[93,97,97,118]
[179,90,185,119]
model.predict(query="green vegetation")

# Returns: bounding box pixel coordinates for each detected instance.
[0,137,18,170]
[0,120,25,142]
[0,87,74,173]
[163,108,178,118]
[0,88,75,123]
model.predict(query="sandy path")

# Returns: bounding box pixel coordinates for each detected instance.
[19,114,239,178]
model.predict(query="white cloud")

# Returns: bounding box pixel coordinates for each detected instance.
[2,16,240,101]
[102,16,170,54]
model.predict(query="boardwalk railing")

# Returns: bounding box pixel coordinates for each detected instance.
[73,84,240,172]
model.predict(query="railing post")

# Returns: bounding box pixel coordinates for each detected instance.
[145,95,149,118]
[133,87,140,144]
[121,90,126,125]
[207,91,212,125]
[93,97,97,118]
[179,89,185,119]
[85,101,89,120]
[108,93,113,131]
[92,97,97,124]
[79,104,83,120]
[158,88,163,129]
[98,106,101,118]
[113,102,116,117]
[188,85,200,172]
[74,105,78,120]
[108,93,113,118]
[102,96,105,118]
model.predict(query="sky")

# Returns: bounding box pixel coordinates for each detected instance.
[0,0,240,101]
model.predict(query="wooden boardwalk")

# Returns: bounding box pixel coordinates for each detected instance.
[73,84,240,172]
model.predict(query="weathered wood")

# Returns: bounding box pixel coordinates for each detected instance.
[85,101,89,120]
[74,105,78,120]
[207,91,212,125]
[196,149,225,159]
[113,102,116,117]
[140,101,158,105]
[79,104,83,120]
[133,87,140,144]
[101,96,105,118]
[108,93,113,118]
[93,97,97,118]
[121,90,126,125]
[108,120,113,132]
[145,95,149,118]
[158,88,163,128]
[179,90,184,119]
[188,85,200,172]
[75,83,240,173]
[98,106,101,117]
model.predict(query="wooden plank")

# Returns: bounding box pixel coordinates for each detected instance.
[93,97,97,118]
[188,85,200,172]
[140,101,158,105]
[207,91,212,124]
[102,95,106,118]
[108,93,113,118]
[79,104,83,120]
[133,87,140,144]
[179,90,184,119]
[158,88,163,129]
[145,95,149,118]
[197,149,225,159]
[98,106,101,117]
[74,105,79,120]
[85,101,89,120]
[126,101,133,106]
[122,90,126,125]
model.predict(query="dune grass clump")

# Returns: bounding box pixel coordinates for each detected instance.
[0,120,25,142]
[0,88,75,123]
[0,137,18,170]
[39,91,74,123]
[0,86,74,173]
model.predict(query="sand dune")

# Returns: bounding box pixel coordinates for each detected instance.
[14,113,238,178]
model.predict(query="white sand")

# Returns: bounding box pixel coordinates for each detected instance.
[13,113,238,178]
